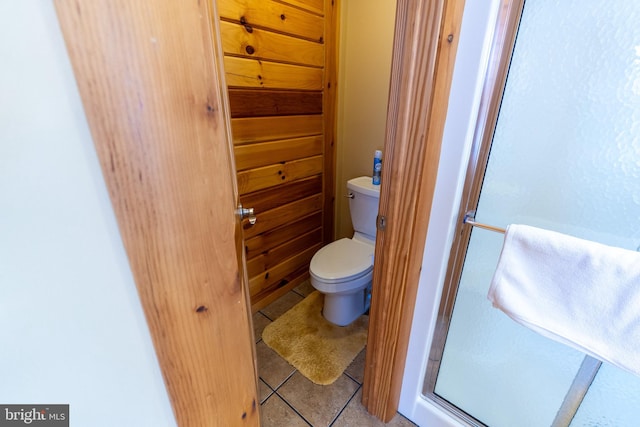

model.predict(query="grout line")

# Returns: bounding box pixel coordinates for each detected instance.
[259,310,276,322]
[267,368,297,393]
[259,379,275,405]
[272,383,314,427]
[328,383,362,426]
[342,369,362,386]
[274,396,313,427]
[342,348,365,385]
[342,371,362,387]
[291,287,311,298]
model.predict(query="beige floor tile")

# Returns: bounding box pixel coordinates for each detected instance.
[256,340,296,390]
[293,279,315,297]
[261,291,304,320]
[261,394,309,427]
[259,379,273,404]
[332,389,417,427]
[277,372,359,427]
[344,347,367,384]
[253,311,271,343]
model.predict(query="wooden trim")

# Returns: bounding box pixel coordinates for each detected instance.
[362,0,466,421]
[322,0,338,244]
[54,1,259,425]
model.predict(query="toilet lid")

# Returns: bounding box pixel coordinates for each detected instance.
[310,238,374,282]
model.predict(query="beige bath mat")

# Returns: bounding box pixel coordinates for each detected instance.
[262,291,368,385]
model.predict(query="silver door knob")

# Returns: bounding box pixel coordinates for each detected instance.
[236,204,257,225]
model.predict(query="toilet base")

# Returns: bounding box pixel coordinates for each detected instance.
[322,285,372,326]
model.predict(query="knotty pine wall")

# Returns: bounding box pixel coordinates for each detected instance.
[216,0,337,311]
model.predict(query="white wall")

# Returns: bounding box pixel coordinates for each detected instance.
[335,0,397,239]
[0,2,176,425]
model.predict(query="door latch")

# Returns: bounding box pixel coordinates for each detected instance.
[236,203,257,225]
[376,215,386,231]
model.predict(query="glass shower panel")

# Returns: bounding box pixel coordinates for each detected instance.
[570,364,640,426]
[435,231,584,427]
[434,0,640,425]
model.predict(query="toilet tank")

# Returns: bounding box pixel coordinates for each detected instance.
[347,176,381,239]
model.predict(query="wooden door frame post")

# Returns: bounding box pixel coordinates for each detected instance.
[363,0,466,421]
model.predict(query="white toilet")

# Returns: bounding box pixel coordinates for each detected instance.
[309,176,380,326]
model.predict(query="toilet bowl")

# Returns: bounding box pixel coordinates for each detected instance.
[310,235,374,326]
[309,176,380,326]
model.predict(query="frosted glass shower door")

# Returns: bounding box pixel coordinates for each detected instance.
[431,0,640,426]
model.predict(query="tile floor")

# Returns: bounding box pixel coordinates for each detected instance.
[253,281,417,427]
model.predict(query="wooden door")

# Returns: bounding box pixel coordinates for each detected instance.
[54,1,259,426]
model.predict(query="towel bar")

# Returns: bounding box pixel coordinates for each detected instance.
[463,211,506,234]
[462,210,604,423]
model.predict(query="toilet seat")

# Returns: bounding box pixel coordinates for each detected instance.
[309,238,373,284]
[308,177,379,325]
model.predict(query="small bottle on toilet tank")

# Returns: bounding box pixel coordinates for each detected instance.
[372,150,382,185]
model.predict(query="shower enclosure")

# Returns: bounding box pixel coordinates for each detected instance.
[400,0,640,425]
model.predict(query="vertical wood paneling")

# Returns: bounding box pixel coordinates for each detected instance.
[217,0,336,310]
[362,0,466,422]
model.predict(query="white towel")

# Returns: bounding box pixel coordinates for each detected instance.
[488,224,640,377]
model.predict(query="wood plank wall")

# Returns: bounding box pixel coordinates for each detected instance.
[216,0,337,312]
